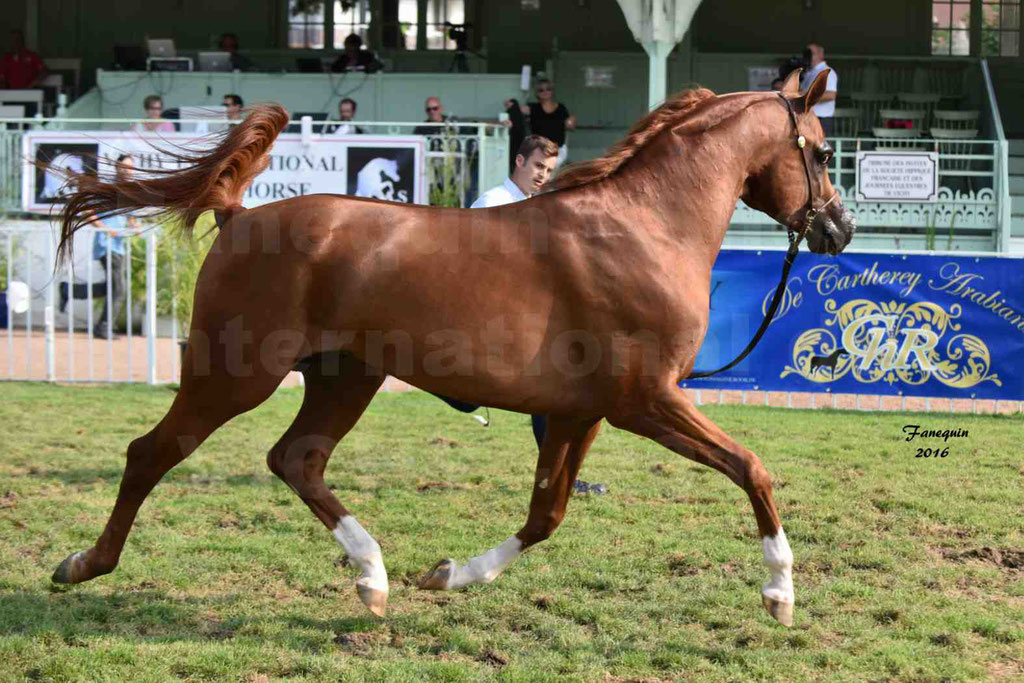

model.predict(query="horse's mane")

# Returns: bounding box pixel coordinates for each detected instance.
[550,87,759,191]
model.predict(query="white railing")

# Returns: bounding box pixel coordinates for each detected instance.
[1,223,173,384]
[0,116,510,211]
[730,137,1003,245]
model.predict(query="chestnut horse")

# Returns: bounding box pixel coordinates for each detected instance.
[50,69,854,626]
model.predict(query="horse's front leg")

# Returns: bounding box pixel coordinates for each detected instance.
[420,416,602,590]
[608,386,794,626]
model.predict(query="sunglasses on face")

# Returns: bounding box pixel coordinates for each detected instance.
[426,106,440,112]
[537,87,552,92]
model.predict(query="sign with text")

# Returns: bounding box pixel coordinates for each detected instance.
[22,131,426,213]
[856,151,938,202]
[747,66,779,92]
[685,249,1024,400]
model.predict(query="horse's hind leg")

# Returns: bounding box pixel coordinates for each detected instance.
[265,353,387,616]
[52,347,285,585]
[608,387,794,626]
[419,416,602,591]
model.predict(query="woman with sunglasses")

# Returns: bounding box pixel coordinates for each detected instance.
[515,78,576,168]
[132,95,175,133]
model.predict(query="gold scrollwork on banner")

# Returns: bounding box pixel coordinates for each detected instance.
[780,299,1001,388]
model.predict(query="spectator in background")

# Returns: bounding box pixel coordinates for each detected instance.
[413,96,450,143]
[514,78,576,168]
[222,93,243,121]
[330,98,364,135]
[133,95,175,133]
[331,33,379,73]
[91,155,139,338]
[770,77,785,92]
[0,29,47,89]
[413,95,476,203]
[218,33,255,72]
[800,42,838,136]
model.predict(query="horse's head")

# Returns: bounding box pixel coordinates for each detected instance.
[740,69,856,255]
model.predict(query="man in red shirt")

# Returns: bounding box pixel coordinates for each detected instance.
[0,30,46,89]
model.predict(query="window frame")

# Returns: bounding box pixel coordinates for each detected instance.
[930,0,1021,58]
[285,0,468,52]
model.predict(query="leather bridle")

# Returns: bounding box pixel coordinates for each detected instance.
[686,92,837,380]
[777,91,839,249]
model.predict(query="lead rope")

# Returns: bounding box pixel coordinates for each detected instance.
[686,93,828,380]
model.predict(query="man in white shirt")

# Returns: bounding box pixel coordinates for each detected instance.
[470,134,559,208]
[800,42,838,137]
[435,135,558,450]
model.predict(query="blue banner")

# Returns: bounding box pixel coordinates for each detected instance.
[684,249,1024,400]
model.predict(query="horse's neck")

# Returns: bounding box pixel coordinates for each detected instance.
[609,118,759,259]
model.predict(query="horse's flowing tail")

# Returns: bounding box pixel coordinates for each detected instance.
[55,104,290,263]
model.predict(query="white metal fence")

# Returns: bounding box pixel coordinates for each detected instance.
[0,116,511,212]
[1,223,175,384]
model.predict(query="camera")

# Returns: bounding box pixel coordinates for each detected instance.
[778,53,809,81]
[445,22,471,52]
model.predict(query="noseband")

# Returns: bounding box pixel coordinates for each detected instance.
[686,94,837,380]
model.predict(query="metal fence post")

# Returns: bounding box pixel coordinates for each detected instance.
[146,231,157,385]
[45,234,54,381]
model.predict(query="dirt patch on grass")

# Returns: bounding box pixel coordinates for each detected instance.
[0,491,19,509]
[333,631,388,653]
[478,648,508,668]
[666,553,710,576]
[943,547,1024,570]
[429,437,460,448]
[988,660,1024,681]
[416,481,468,492]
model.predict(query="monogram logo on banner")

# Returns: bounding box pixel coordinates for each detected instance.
[780,299,1002,389]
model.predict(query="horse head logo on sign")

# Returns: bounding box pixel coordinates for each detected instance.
[354,158,408,202]
[347,145,417,203]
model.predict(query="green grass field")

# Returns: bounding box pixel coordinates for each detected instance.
[1,383,1022,682]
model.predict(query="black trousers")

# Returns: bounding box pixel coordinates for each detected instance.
[95,253,125,333]
[819,116,834,138]
[432,393,547,451]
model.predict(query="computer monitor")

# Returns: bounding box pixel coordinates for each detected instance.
[146,39,176,59]
[113,44,147,70]
[198,52,232,72]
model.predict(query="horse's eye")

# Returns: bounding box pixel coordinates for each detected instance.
[818,149,833,165]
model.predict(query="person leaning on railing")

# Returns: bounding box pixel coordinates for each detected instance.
[89,155,140,338]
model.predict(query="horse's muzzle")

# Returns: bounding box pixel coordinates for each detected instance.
[804,200,856,255]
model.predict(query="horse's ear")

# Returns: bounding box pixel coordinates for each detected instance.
[780,68,802,96]
[804,68,831,110]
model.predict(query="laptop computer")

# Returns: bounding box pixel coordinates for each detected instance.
[146,39,176,59]
[198,52,232,72]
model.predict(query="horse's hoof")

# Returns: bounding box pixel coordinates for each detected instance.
[418,558,455,591]
[355,580,388,617]
[762,593,794,627]
[51,551,90,584]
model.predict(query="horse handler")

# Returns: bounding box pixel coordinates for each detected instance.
[430,134,560,450]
